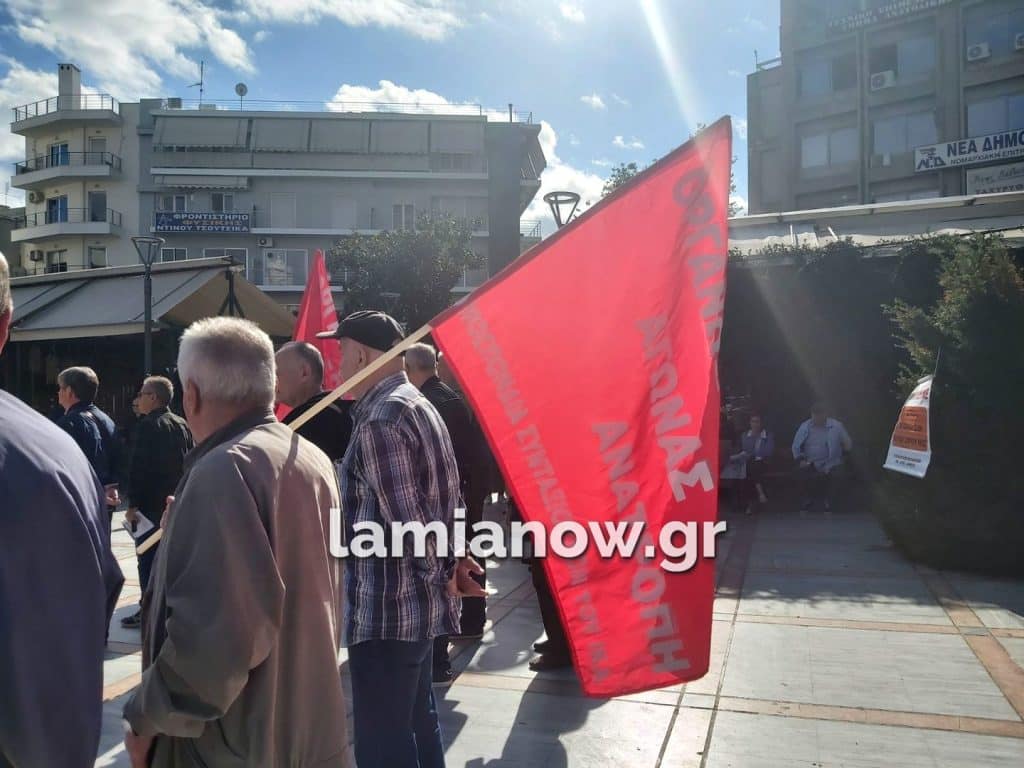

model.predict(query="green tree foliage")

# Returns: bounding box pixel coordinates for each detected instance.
[327,213,482,331]
[601,161,643,197]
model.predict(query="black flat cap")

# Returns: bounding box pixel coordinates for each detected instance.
[316,310,405,351]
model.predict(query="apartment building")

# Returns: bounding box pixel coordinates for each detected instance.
[9,64,546,307]
[746,0,1024,213]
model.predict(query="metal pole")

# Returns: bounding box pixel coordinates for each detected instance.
[144,263,153,375]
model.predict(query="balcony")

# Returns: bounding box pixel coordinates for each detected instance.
[12,207,123,243]
[13,151,122,188]
[11,94,121,133]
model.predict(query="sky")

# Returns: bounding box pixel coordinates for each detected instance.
[0,0,780,232]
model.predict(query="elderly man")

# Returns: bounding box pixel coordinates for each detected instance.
[318,311,479,768]
[55,365,118,488]
[120,376,194,630]
[122,317,351,768]
[275,340,353,462]
[792,403,853,515]
[0,251,124,767]
[406,342,487,686]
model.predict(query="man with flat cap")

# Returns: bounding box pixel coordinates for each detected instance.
[318,310,479,768]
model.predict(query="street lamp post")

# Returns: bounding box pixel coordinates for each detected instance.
[131,236,165,376]
[544,191,581,230]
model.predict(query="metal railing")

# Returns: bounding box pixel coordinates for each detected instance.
[756,56,782,71]
[160,98,533,123]
[12,94,120,122]
[520,219,543,239]
[15,151,122,174]
[16,207,123,228]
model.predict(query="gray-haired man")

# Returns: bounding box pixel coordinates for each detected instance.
[123,317,351,768]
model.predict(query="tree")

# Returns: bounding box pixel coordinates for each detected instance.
[327,213,482,331]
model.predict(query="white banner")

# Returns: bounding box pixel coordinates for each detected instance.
[915,130,1024,172]
[966,161,1024,194]
[884,375,934,478]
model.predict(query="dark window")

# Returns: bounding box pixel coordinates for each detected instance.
[869,44,898,74]
[832,53,857,91]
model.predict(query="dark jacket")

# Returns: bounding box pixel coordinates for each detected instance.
[281,391,353,463]
[0,390,124,768]
[126,406,195,520]
[419,375,475,486]
[56,401,118,485]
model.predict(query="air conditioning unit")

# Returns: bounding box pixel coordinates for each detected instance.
[166,97,182,109]
[27,190,44,204]
[967,42,991,61]
[28,249,44,262]
[258,236,274,247]
[870,70,896,91]
[1015,33,1024,52]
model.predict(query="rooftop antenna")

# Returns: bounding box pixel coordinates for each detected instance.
[235,82,248,110]
[189,60,205,104]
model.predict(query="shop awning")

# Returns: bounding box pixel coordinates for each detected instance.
[9,258,294,342]
[153,174,249,189]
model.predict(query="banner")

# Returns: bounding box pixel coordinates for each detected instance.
[153,211,250,233]
[275,249,341,420]
[432,118,732,696]
[884,374,934,478]
[915,129,1024,172]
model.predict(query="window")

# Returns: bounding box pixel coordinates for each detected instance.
[87,137,106,164]
[874,189,940,203]
[965,5,1024,60]
[869,44,898,75]
[872,111,938,156]
[46,196,68,224]
[392,203,415,231]
[870,36,935,80]
[799,52,856,98]
[87,191,107,223]
[87,246,107,267]
[203,248,247,263]
[968,94,1024,137]
[802,127,858,169]
[159,194,187,212]
[46,250,68,273]
[250,249,308,286]
[48,143,69,168]
[161,248,187,262]
[211,192,234,213]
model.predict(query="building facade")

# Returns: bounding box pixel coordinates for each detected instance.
[747,0,1024,213]
[9,64,546,308]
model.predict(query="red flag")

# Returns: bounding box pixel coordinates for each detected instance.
[432,118,732,696]
[275,249,341,420]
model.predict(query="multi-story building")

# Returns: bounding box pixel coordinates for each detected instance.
[746,0,1024,213]
[9,64,546,308]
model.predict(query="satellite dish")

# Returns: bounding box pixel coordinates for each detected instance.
[235,83,248,97]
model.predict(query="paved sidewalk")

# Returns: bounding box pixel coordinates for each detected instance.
[96,505,1024,767]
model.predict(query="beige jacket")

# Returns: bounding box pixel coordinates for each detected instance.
[124,409,351,767]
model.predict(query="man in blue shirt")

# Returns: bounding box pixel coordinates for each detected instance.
[55,365,118,487]
[0,252,124,767]
[792,403,853,515]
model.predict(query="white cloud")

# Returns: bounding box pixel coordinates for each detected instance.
[5,0,254,98]
[611,93,630,107]
[580,93,606,110]
[0,58,61,207]
[327,79,488,116]
[734,118,748,142]
[742,13,769,31]
[244,0,463,41]
[524,120,605,236]
[560,3,585,23]
[613,135,645,150]
[591,158,612,167]
[253,29,270,43]
[727,69,744,78]
[730,194,748,216]
[569,133,581,146]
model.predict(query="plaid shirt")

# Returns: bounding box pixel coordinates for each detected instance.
[339,372,461,645]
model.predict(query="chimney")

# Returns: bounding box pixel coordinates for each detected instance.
[58,63,81,108]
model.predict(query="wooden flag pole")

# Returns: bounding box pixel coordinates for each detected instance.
[136,528,162,555]
[286,322,435,432]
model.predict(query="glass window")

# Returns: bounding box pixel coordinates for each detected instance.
[211,193,234,213]
[906,112,937,148]
[160,248,187,262]
[830,127,859,165]
[259,249,308,286]
[159,194,187,212]
[799,59,830,98]
[801,134,828,168]
[968,98,1006,137]
[87,246,107,267]
[873,116,905,155]
[392,203,415,231]
[1010,95,1024,131]
[898,36,935,77]
[831,53,857,91]
[203,248,247,263]
[869,44,898,75]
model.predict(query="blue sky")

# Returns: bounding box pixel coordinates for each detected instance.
[0,0,780,228]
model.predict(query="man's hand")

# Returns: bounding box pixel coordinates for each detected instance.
[124,727,153,768]
[448,557,486,598]
[105,485,121,508]
[125,507,139,524]
[159,496,174,529]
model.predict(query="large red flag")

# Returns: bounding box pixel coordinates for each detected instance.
[432,118,732,696]
[275,249,342,420]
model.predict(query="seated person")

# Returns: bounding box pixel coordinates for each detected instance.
[791,403,853,515]
[731,413,774,515]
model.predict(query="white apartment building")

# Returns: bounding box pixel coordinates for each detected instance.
[9,63,546,308]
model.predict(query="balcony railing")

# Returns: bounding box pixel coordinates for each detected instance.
[157,98,533,123]
[520,219,543,239]
[12,94,120,122]
[16,207,123,228]
[15,151,122,174]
